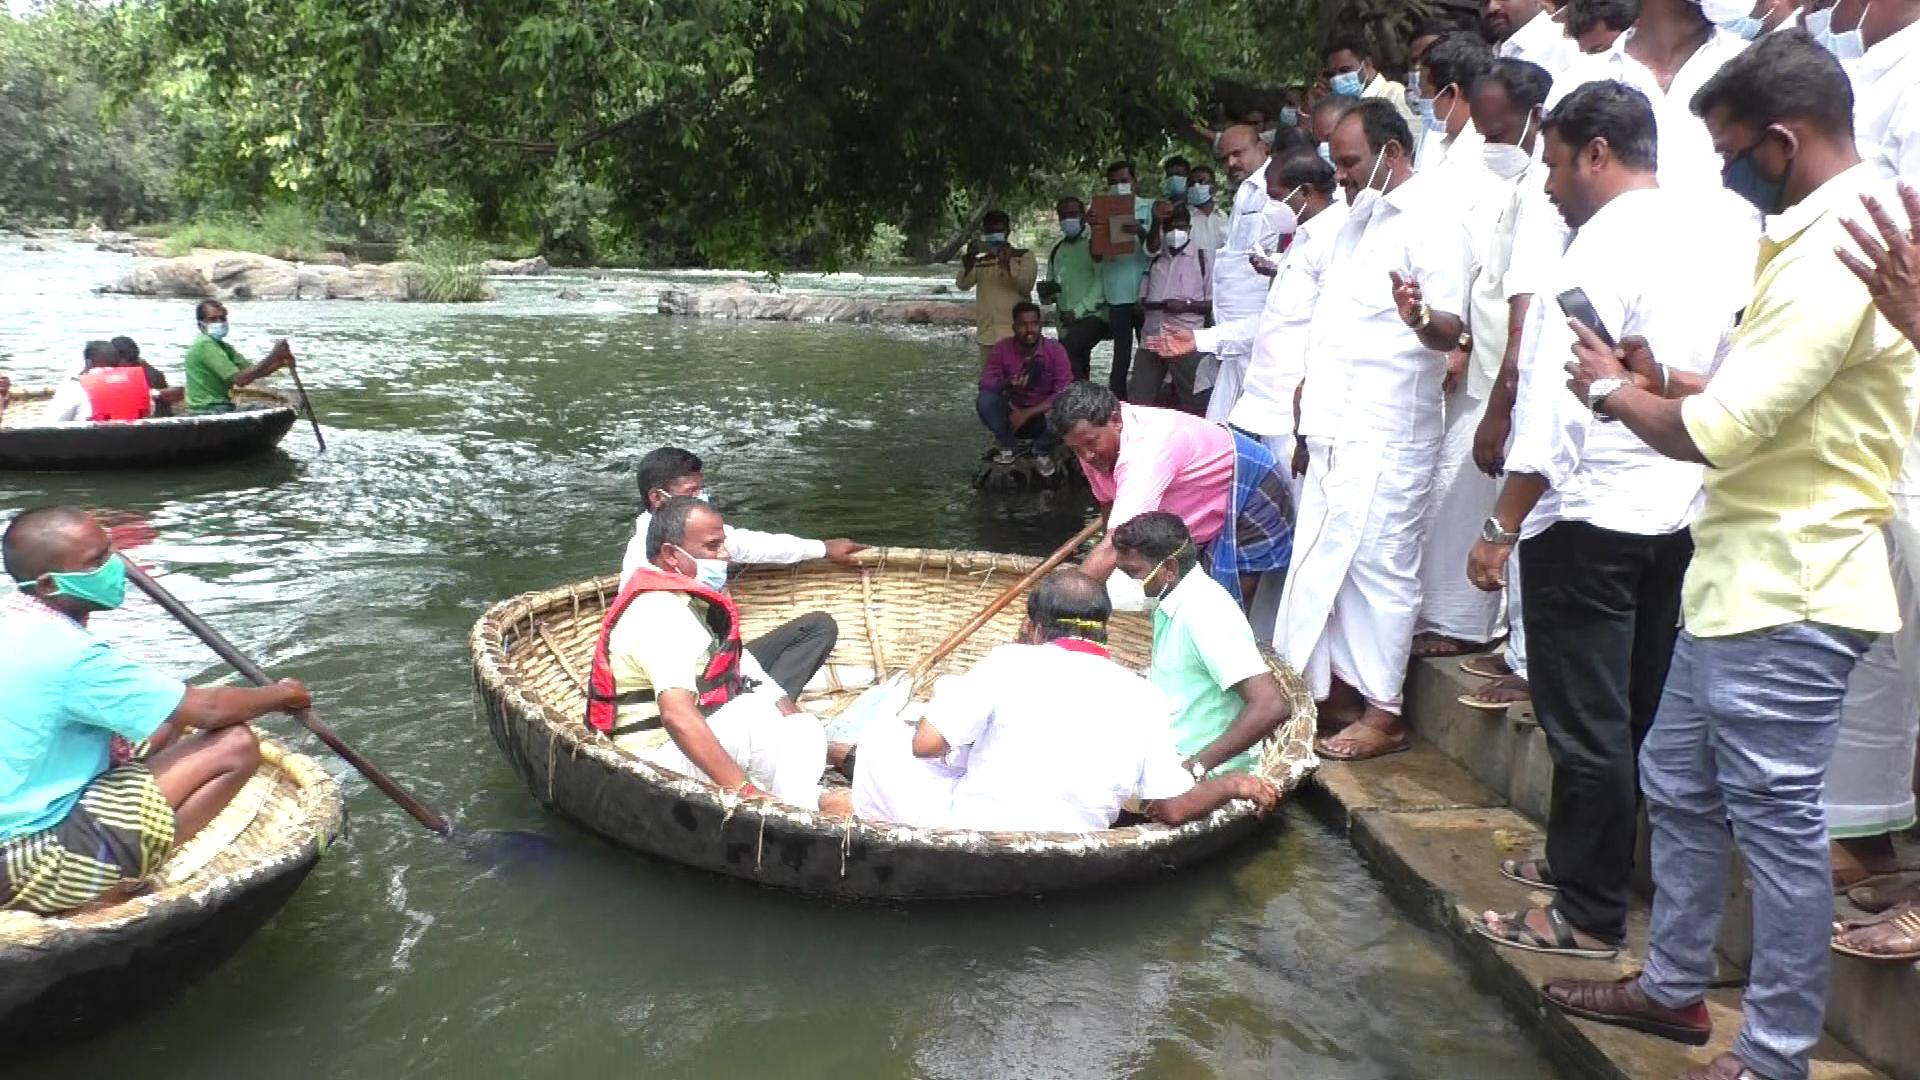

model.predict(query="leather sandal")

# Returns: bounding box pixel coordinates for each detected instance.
[1542,974,1711,1046]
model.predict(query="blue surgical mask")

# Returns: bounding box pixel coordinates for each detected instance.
[1724,14,1767,39]
[1061,217,1084,239]
[1187,183,1213,207]
[671,544,730,593]
[982,232,1008,245]
[1164,175,1189,198]
[1417,98,1438,128]
[1815,2,1870,58]
[1804,6,1834,36]
[1329,70,1365,96]
[22,554,128,611]
[204,321,229,341]
[1279,106,1299,128]
[1318,141,1333,165]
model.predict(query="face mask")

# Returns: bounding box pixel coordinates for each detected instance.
[204,322,229,341]
[1165,229,1191,249]
[1416,97,1438,129]
[651,487,710,506]
[670,544,730,593]
[1481,114,1536,180]
[1061,217,1084,239]
[1724,14,1768,38]
[24,554,128,611]
[1722,134,1789,217]
[1264,197,1300,236]
[1187,183,1213,207]
[982,232,1008,245]
[1318,141,1333,165]
[1329,70,1365,96]
[1405,74,1423,110]
[1111,182,1133,196]
[1279,106,1299,128]
[1164,176,1189,198]
[1696,0,1755,24]
[1805,5,1834,36]
[1815,2,1870,58]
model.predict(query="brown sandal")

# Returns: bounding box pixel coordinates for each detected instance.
[1315,723,1410,762]
[1412,633,1487,658]
[1460,675,1531,711]
[1832,903,1920,962]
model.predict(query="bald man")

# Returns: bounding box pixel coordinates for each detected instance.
[0,507,304,914]
[1207,124,1286,419]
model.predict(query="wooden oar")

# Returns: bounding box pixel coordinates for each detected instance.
[825,517,1102,742]
[121,556,450,836]
[282,347,325,451]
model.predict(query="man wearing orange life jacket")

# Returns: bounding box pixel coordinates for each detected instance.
[588,495,852,813]
[47,341,179,422]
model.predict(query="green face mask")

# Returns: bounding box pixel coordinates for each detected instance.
[21,554,128,610]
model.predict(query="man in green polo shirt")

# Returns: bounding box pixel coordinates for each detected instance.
[1039,196,1110,382]
[183,300,294,413]
[1111,511,1288,776]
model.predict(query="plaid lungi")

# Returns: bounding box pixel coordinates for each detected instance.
[0,763,174,915]
[1206,429,1295,601]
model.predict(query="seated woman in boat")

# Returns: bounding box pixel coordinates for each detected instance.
[618,446,867,586]
[1048,382,1293,610]
[45,341,184,423]
[592,495,851,813]
[182,300,294,414]
[1110,512,1289,778]
[0,507,307,915]
[850,568,1280,831]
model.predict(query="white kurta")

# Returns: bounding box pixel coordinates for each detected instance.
[1201,158,1285,405]
[634,691,829,807]
[1497,8,1579,78]
[1847,18,1920,178]
[1827,494,1920,837]
[1278,173,1475,711]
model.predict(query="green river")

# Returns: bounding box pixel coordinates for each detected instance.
[0,241,1552,1079]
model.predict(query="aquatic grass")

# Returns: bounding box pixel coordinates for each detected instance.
[408,237,491,303]
[164,205,330,261]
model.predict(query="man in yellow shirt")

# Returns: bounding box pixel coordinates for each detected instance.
[956,209,1038,364]
[1544,35,1919,1080]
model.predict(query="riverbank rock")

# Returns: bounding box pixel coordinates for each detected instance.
[20,241,50,252]
[481,255,549,276]
[656,280,972,327]
[100,251,494,302]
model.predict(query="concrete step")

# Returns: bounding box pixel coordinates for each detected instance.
[1378,652,1919,1080]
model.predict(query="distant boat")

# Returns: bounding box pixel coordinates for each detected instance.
[471,549,1319,899]
[0,738,344,1054]
[0,386,299,470]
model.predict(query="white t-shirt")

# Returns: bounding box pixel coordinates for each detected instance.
[47,380,91,422]
[929,642,1194,832]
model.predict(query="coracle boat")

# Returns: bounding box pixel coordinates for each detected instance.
[472,547,1318,899]
[0,386,300,470]
[0,738,344,1053]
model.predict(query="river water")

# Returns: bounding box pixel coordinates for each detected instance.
[0,241,1551,1079]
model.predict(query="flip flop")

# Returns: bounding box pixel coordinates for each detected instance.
[1314,724,1410,762]
[1473,905,1618,960]
[1460,654,1514,680]
[1459,675,1531,711]
[1500,858,1558,891]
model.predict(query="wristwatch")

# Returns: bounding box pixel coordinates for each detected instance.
[1456,329,1473,353]
[1587,376,1629,415]
[1187,760,1209,782]
[1408,301,1432,331]
[1481,515,1520,545]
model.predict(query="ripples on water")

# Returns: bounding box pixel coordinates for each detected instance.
[0,241,1549,1079]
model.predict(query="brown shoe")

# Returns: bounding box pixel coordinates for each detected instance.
[1679,1052,1763,1079]
[1542,974,1711,1046]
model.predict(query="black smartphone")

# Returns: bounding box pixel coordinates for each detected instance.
[1556,287,1616,348]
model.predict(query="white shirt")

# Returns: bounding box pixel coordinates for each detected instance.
[1463,160,1556,395]
[1196,200,1352,437]
[927,642,1193,832]
[1849,18,1920,178]
[1297,172,1476,444]
[1213,158,1284,326]
[1498,8,1579,77]
[47,380,90,422]
[1505,187,1755,539]
[619,512,826,584]
[1418,118,1485,178]
[1188,204,1227,255]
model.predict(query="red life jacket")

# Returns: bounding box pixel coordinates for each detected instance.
[585,567,749,738]
[77,367,152,421]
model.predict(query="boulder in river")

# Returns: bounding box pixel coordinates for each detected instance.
[100,250,493,302]
[656,280,972,327]
[481,255,549,276]
[20,241,50,252]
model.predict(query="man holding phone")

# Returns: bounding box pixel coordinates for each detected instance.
[1464,82,1754,966]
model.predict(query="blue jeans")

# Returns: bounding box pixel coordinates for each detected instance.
[1637,623,1872,1080]
[975,388,1057,451]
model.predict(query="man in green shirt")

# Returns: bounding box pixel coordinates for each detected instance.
[1111,511,1288,776]
[1091,161,1160,398]
[1039,196,1109,382]
[182,300,294,413]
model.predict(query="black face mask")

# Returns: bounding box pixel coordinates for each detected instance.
[1722,131,1791,218]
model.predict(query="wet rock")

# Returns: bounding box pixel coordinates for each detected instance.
[972,443,1080,492]
[556,287,585,300]
[20,241,50,252]
[657,280,973,327]
[481,255,549,276]
[99,250,491,302]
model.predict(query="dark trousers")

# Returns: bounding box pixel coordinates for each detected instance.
[1520,520,1693,943]
[1106,303,1138,398]
[1126,347,1209,412]
[1058,314,1110,383]
[975,389,1058,450]
[746,611,838,700]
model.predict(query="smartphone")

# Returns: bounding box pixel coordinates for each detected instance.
[1556,287,1616,348]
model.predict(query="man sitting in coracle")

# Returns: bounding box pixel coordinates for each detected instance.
[1,507,307,915]
[850,568,1281,831]
[592,495,850,812]
[1111,513,1290,778]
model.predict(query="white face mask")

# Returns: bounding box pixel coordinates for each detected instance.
[1263,197,1300,237]
[1111,182,1133,196]
[1165,228,1191,249]
[1481,114,1537,180]
[1696,0,1755,25]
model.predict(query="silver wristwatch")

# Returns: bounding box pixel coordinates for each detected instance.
[1588,376,1629,415]
[1481,515,1520,545]
[1187,760,1209,782]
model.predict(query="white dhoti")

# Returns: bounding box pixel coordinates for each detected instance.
[1277,437,1437,713]
[1414,386,1505,643]
[1503,559,1527,679]
[1203,342,1251,423]
[850,716,965,826]
[631,691,828,806]
[1826,503,1920,837]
